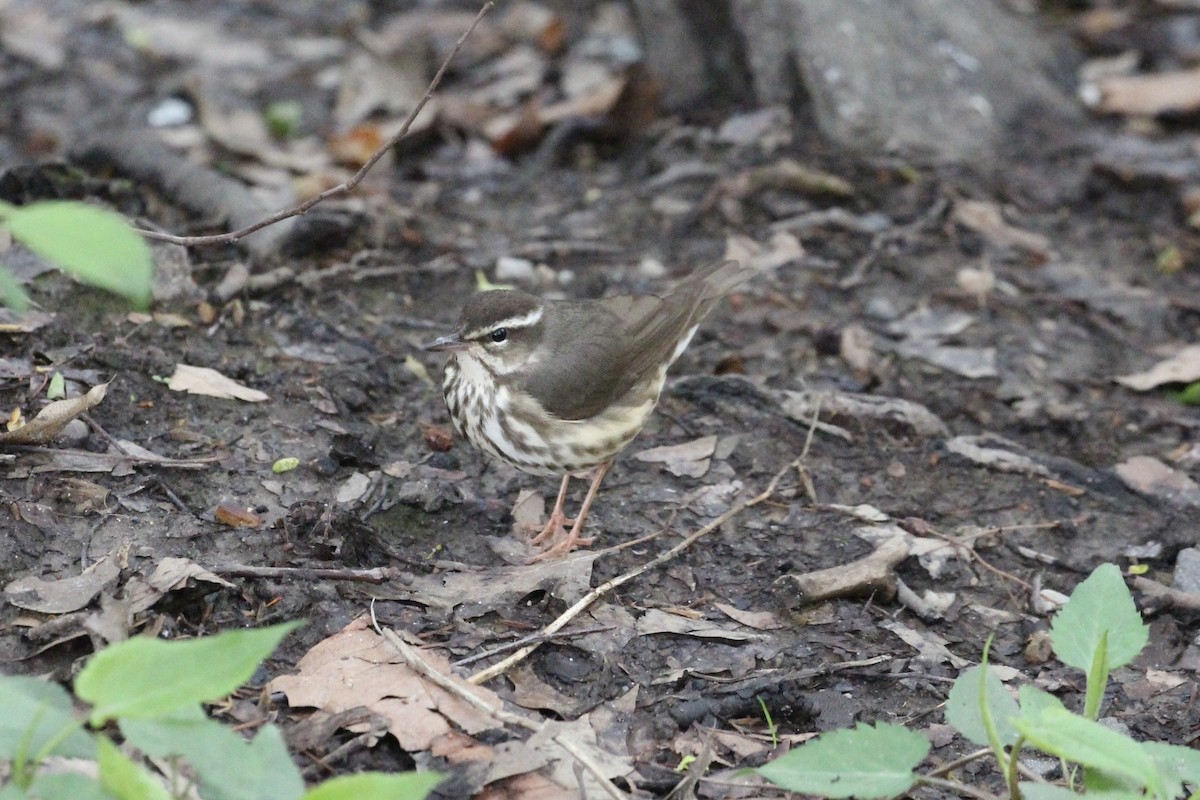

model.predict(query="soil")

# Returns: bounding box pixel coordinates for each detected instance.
[1,1,1198,798]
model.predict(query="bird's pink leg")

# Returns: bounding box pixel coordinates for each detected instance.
[529,459,612,561]
[528,473,574,545]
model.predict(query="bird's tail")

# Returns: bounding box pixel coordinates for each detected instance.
[683,259,765,302]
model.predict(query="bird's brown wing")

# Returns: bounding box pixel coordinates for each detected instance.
[521,261,756,421]
[519,296,665,420]
[595,260,757,402]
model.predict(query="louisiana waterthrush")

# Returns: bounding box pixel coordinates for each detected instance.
[426,259,758,559]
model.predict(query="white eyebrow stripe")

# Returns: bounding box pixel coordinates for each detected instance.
[465,306,544,339]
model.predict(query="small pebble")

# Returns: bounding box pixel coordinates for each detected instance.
[495,256,535,282]
[147,96,193,127]
[1173,547,1200,594]
[57,418,89,445]
[639,257,667,279]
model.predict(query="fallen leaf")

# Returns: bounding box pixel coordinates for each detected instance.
[723,232,805,273]
[953,199,1050,257]
[215,503,262,528]
[0,381,109,445]
[4,554,121,614]
[1116,345,1200,391]
[713,602,782,631]
[1114,456,1200,507]
[269,615,499,752]
[167,364,268,402]
[634,435,717,478]
[1092,66,1200,117]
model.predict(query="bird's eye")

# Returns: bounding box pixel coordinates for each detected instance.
[490,328,507,343]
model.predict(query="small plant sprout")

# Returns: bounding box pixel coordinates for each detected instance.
[756,564,1200,799]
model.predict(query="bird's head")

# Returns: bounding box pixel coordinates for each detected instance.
[425,290,546,375]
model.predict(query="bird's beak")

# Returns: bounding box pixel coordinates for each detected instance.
[425,332,468,352]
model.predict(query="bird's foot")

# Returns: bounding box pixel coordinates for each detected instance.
[524,508,575,545]
[527,525,595,563]
[522,508,594,561]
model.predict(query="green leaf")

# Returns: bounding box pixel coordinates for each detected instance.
[1013,708,1164,798]
[27,772,112,800]
[0,785,30,800]
[945,665,1020,747]
[1019,783,1142,800]
[76,621,302,724]
[97,737,172,800]
[0,264,30,311]
[756,722,929,798]
[122,709,304,800]
[47,372,66,400]
[1050,564,1148,674]
[1017,684,1068,721]
[0,675,96,760]
[1,201,153,308]
[301,773,446,800]
[1144,742,1200,791]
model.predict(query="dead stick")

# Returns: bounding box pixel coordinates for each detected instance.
[212,564,400,583]
[136,1,495,247]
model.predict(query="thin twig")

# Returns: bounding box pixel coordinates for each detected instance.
[452,624,615,668]
[136,2,495,247]
[915,774,1005,800]
[468,457,803,686]
[212,564,401,583]
[925,747,993,778]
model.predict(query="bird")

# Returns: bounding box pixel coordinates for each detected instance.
[426,259,759,559]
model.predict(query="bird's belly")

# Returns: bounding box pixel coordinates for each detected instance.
[444,357,663,476]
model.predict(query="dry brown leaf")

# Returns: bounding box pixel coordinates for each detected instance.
[4,554,121,614]
[635,608,762,642]
[1115,345,1200,391]
[269,615,499,752]
[953,199,1051,257]
[167,364,268,402]
[712,602,782,631]
[510,488,545,533]
[1094,66,1200,117]
[1114,455,1200,506]
[0,309,54,334]
[633,435,717,478]
[724,231,805,273]
[145,557,235,592]
[0,381,109,446]
[214,503,262,528]
[401,555,594,612]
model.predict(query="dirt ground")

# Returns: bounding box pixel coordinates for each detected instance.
[1,1,1199,798]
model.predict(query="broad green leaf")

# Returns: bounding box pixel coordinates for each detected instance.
[122,709,304,800]
[0,675,96,760]
[77,621,302,724]
[27,772,111,800]
[1085,766,1159,797]
[97,737,172,800]
[0,264,30,311]
[1020,783,1143,800]
[302,772,446,800]
[1017,684,1068,721]
[1,201,153,308]
[945,665,1020,747]
[0,785,30,799]
[1014,708,1164,798]
[1144,742,1200,791]
[1050,564,1148,674]
[756,722,929,798]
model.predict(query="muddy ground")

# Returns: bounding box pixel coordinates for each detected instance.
[1,1,1199,798]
